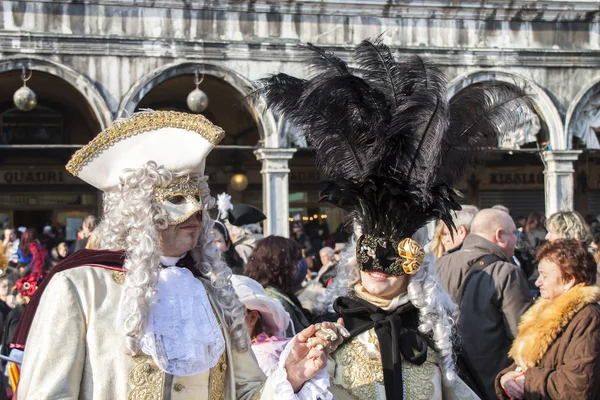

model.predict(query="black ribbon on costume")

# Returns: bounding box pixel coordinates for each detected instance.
[176,252,197,271]
[159,253,203,277]
[334,296,429,400]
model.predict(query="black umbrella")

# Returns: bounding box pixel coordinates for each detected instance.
[228,204,266,226]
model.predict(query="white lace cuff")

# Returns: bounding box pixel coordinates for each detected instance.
[267,337,332,400]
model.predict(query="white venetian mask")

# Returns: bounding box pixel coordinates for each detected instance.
[153,177,203,225]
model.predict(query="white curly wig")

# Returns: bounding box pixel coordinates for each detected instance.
[94,161,249,353]
[313,226,459,381]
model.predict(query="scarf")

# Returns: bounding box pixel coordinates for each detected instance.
[334,294,429,400]
[353,283,409,311]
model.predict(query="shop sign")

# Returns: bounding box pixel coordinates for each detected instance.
[0,167,81,185]
[469,167,545,190]
[488,172,544,186]
[290,170,322,184]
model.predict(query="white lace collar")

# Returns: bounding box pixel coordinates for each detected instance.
[140,266,225,376]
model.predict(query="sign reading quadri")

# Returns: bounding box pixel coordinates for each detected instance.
[0,167,81,185]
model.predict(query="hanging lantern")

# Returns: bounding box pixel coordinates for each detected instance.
[230,173,249,192]
[13,68,37,112]
[187,71,209,113]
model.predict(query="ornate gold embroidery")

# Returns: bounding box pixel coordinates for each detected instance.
[249,381,265,400]
[66,111,225,176]
[404,349,437,400]
[356,235,388,272]
[112,271,126,285]
[336,338,383,400]
[334,334,438,400]
[128,353,164,400]
[209,349,227,400]
[206,287,228,400]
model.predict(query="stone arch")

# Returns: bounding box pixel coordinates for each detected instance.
[118,62,278,147]
[0,55,112,130]
[447,70,565,150]
[565,77,600,150]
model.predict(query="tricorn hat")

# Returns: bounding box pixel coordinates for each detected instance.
[227,204,266,226]
[66,111,225,191]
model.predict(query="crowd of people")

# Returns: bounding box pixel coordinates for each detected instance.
[209,204,600,400]
[1,206,599,398]
[0,219,99,356]
[0,215,98,277]
[1,39,599,400]
[432,206,600,399]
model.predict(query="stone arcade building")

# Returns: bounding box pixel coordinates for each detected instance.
[1,1,600,237]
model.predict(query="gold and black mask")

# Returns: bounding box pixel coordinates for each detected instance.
[356,235,425,277]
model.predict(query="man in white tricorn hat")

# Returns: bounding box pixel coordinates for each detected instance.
[13,111,342,399]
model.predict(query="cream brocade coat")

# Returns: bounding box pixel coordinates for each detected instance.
[17,267,280,400]
[327,329,480,400]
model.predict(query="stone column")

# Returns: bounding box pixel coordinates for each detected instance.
[254,148,297,237]
[541,150,582,216]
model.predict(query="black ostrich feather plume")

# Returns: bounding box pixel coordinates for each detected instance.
[255,39,532,244]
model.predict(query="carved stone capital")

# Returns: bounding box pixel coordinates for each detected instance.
[253,148,296,174]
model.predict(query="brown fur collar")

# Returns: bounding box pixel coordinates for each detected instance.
[509,284,600,369]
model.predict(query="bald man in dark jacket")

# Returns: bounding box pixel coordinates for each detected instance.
[436,209,532,400]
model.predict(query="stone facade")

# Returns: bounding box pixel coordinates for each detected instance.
[1,1,600,234]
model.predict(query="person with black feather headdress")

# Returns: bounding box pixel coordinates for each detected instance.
[257,37,531,400]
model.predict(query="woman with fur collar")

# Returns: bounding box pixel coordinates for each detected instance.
[497,239,600,399]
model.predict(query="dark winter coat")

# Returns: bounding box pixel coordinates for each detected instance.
[435,234,532,400]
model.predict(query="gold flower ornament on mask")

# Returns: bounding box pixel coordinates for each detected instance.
[396,238,425,275]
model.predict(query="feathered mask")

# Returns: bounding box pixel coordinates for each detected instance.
[257,38,531,277]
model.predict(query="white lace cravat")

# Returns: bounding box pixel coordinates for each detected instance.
[140,266,225,376]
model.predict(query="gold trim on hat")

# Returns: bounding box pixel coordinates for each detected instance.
[66,111,225,176]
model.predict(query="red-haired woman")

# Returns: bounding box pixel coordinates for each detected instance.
[244,235,311,336]
[496,239,600,399]
[16,228,47,278]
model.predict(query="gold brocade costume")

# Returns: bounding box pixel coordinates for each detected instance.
[17,267,279,400]
[327,329,480,400]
